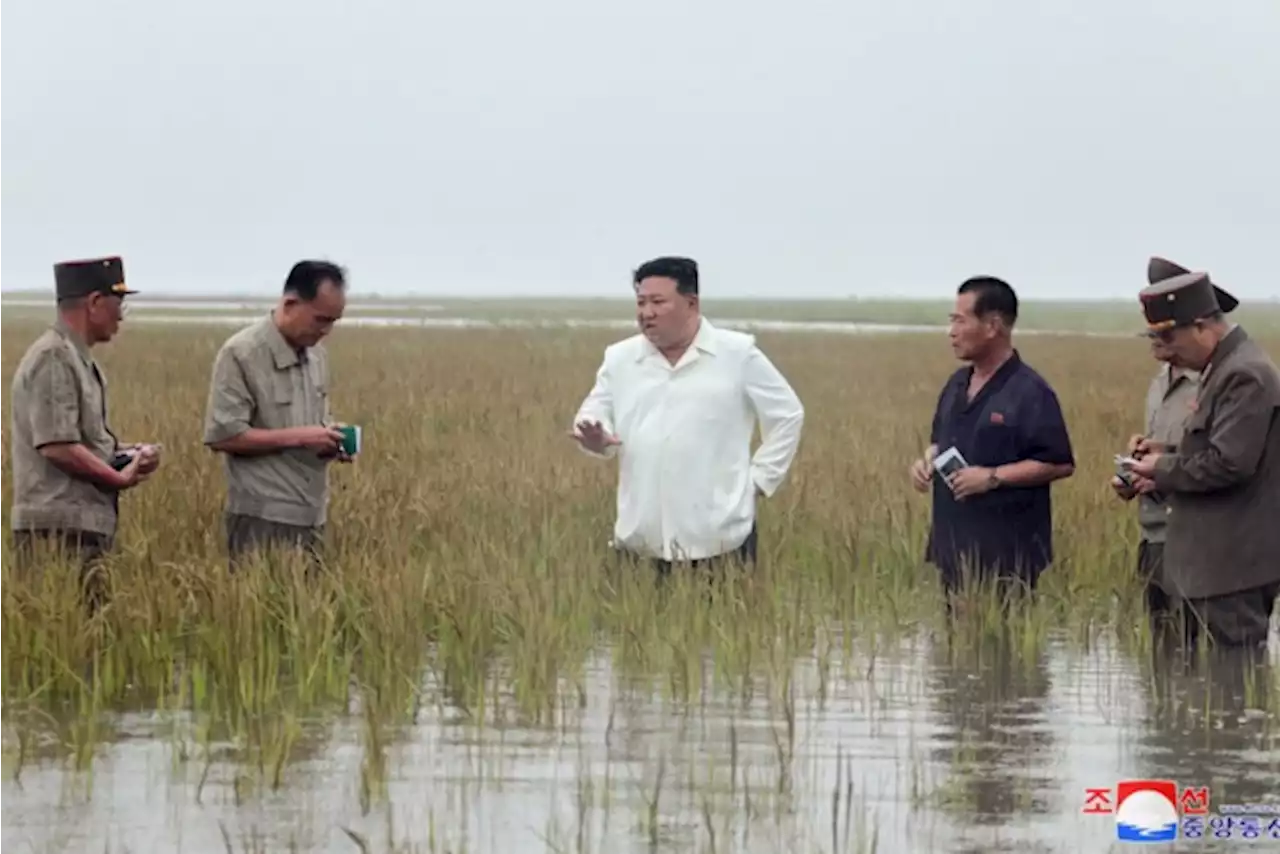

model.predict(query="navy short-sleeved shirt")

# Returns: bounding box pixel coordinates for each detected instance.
[925,351,1074,584]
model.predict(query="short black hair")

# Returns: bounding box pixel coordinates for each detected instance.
[633,256,699,296]
[284,260,346,301]
[958,275,1018,326]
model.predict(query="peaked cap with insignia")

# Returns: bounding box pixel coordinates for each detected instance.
[1140,256,1237,332]
[53,256,137,301]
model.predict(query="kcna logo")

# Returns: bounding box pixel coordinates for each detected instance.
[1084,780,1208,843]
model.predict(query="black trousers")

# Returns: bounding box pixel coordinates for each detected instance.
[10,528,114,613]
[1140,541,1280,651]
[225,513,325,573]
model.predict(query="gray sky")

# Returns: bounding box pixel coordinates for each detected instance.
[3,0,1278,299]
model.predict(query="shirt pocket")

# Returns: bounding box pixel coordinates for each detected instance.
[971,420,1020,466]
[271,373,299,428]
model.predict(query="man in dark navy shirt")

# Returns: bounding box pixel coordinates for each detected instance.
[909,276,1076,600]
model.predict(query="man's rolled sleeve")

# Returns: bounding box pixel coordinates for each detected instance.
[203,347,256,445]
[27,353,83,449]
[1022,386,1075,466]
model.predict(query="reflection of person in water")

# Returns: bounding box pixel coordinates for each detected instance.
[1130,643,1279,813]
[924,623,1055,825]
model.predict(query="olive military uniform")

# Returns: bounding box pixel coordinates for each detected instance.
[8,257,138,606]
[1135,363,1199,620]
[1139,270,1280,651]
[202,312,333,566]
[1132,257,1224,627]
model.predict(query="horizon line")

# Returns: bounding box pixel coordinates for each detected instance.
[6,288,1266,304]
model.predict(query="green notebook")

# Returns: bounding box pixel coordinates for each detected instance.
[338,425,362,456]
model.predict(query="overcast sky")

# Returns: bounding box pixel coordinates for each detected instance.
[3,0,1278,299]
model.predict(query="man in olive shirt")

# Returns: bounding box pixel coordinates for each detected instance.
[9,256,161,607]
[1113,339,1200,629]
[1112,258,1231,635]
[1124,270,1280,653]
[202,260,351,567]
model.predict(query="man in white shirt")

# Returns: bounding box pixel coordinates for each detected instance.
[570,256,805,573]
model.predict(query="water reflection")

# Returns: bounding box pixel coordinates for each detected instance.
[3,628,1278,853]
[925,623,1055,831]
[1134,644,1280,810]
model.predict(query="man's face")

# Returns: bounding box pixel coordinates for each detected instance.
[1147,331,1176,363]
[636,276,696,348]
[85,292,126,343]
[1150,321,1213,369]
[281,279,346,347]
[948,291,998,361]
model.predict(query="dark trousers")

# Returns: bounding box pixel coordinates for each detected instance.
[225,513,325,573]
[618,524,759,578]
[1137,540,1175,631]
[937,557,1042,621]
[10,528,114,613]
[1171,581,1280,652]
[1139,541,1279,651]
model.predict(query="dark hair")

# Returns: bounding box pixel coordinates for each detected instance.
[958,275,1018,326]
[633,256,699,296]
[284,260,346,301]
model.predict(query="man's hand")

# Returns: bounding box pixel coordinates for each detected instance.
[135,444,162,475]
[1131,474,1159,494]
[1126,452,1161,480]
[570,419,621,455]
[1110,475,1138,501]
[1134,437,1168,458]
[1126,434,1147,456]
[946,466,996,500]
[296,425,345,456]
[909,447,937,493]
[114,454,152,489]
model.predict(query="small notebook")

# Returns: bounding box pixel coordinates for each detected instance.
[339,425,362,456]
[932,446,968,478]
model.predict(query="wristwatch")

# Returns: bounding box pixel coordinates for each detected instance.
[987,469,1002,490]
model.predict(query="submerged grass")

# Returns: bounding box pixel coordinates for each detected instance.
[2,318,1278,851]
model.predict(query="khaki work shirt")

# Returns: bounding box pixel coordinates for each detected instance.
[1138,365,1200,544]
[202,313,333,527]
[8,320,121,536]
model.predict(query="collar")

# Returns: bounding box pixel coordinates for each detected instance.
[1202,324,1247,380]
[264,311,309,369]
[1166,363,1200,385]
[637,317,718,362]
[963,347,1021,383]
[52,318,94,367]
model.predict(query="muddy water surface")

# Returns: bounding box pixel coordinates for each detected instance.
[4,623,1278,854]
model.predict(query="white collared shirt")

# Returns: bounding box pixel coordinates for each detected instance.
[573,318,805,561]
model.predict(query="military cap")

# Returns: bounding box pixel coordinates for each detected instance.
[1146,256,1238,312]
[54,256,137,301]
[1140,270,1235,332]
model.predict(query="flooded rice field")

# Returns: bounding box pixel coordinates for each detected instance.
[4,623,1278,854]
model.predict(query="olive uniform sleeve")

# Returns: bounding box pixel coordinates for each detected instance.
[203,346,256,444]
[27,351,83,449]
